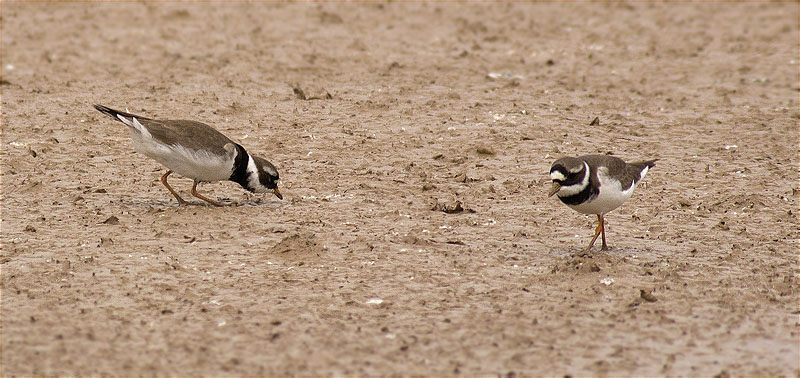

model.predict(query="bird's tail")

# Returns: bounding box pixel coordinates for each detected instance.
[630,159,658,182]
[633,159,658,169]
[93,104,153,137]
[93,104,150,123]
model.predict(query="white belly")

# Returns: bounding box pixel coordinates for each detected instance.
[568,168,636,215]
[131,135,234,182]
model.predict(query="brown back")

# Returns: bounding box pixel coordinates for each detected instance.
[579,155,656,191]
[140,119,235,156]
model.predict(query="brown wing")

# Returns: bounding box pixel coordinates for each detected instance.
[579,155,619,190]
[580,155,654,190]
[139,119,235,157]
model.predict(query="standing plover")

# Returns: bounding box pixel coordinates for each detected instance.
[93,104,282,206]
[548,154,656,253]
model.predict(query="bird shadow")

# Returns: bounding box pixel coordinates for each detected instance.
[551,245,653,259]
[115,197,282,209]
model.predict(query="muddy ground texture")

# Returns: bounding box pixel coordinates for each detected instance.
[2,2,798,376]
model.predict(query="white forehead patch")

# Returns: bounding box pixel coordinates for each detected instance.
[567,164,583,174]
[550,171,566,181]
[264,164,277,177]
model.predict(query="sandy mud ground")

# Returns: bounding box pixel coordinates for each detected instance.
[2,2,798,375]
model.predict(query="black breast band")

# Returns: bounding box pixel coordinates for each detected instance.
[228,143,251,190]
[559,182,598,206]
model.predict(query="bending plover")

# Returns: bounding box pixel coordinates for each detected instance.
[548,154,656,253]
[93,104,282,206]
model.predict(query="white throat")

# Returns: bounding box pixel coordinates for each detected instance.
[557,162,590,197]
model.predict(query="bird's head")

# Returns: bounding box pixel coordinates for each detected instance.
[548,157,587,197]
[248,155,283,200]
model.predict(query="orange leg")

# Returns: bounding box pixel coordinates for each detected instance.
[600,215,608,251]
[583,214,605,254]
[191,181,224,207]
[160,170,187,206]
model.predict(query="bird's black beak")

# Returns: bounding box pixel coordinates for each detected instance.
[548,182,561,197]
[273,187,283,200]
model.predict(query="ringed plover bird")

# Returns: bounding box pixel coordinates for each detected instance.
[93,104,282,206]
[548,154,656,253]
